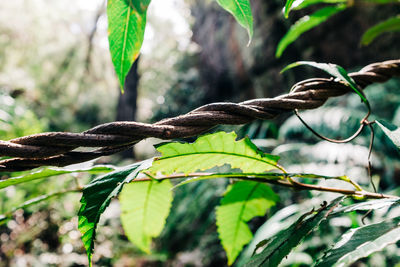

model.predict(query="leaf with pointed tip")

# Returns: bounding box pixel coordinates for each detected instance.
[376,120,400,151]
[78,159,153,266]
[276,5,346,58]
[284,0,296,18]
[245,197,344,267]
[0,165,115,190]
[287,0,346,13]
[361,15,400,45]
[216,0,253,44]
[149,131,280,175]
[120,180,173,253]
[282,61,369,108]
[315,216,400,267]
[216,181,279,265]
[107,0,151,92]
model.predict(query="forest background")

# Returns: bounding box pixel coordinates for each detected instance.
[0,0,400,266]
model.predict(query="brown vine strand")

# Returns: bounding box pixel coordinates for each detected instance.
[0,59,399,173]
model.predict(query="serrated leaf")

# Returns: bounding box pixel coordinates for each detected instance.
[376,120,400,151]
[107,0,151,92]
[78,159,153,266]
[216,181,279,265]
[315,216,400,267]
[0,165,115,190]
[361,15,400,45]
[282,61,369,108]
[216,0,253,44]
[245,197,344,267]
[120,180,173,253]
[276,5,346,58]
[150,131,280,175]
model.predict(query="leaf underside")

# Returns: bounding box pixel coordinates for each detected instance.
[376,120,400,151]
[150,131,280,175]
[120,179,173,253]
[216,181,279,265]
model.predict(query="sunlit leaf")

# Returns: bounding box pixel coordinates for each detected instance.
[245,197,344,267]
[216,181,279,265]
[361,15,400,45]
[276,5,346,58]
[0,165,115,189]
[216,0,253,44]
[150,131,280,175]
[376,120,400,151]
[315,216,400,267]
[78,159,153,266]
[107,0,151,92]
[281,61,370,108]
[284,0,296,18]
[120,180,173,253]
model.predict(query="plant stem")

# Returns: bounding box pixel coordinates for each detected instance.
[137,172,398,199]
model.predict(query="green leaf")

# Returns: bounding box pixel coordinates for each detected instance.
[216,181,279,265]
[78,159,153,266]
[288,0,346,12]
[120,180,173,253]
[361,15,400,45]
[150,131,280,175]
[216,0,253,44]
[284,0,296,18]
[315,216,400,267]
[107,0,151,92]
[245,197,344,267]
[276,5,346,58]
[376,120,400,150]
[0,165,115,190]
[281,61,370,108]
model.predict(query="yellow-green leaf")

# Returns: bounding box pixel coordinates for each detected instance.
[361,15,400,45]
[120,180,173,253]
[107,0,151,92]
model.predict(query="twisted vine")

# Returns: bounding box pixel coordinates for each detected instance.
[1,59,399,172]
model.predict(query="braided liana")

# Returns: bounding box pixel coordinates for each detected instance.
[0,59,399,173]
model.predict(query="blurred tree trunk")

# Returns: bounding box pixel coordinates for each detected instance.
[116,59,139,158]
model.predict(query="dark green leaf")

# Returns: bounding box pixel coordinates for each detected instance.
[282,61,369,108]
[150,131,280,175]
[315,216,400,267]
[0,165,115,190]
[245,197,344,267]
[216,0,253,44]
[120,180,173,253]
[276,5,346,58]
[361,15,400,45]
[78,159,153,266]
[107,0,151,91]
[376,120,400,150]
[216,181,279,265]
